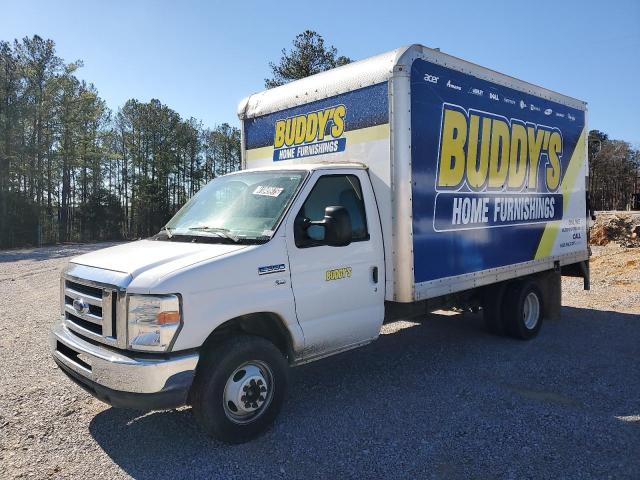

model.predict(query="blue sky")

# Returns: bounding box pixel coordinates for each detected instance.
[2,0,639,145]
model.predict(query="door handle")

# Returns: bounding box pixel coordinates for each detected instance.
[372,266,378,284]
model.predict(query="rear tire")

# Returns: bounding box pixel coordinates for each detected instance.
[482,282,507,336]
[502,280,544,340]
[191,335,289,443]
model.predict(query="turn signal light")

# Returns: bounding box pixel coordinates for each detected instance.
[156,310,180,325]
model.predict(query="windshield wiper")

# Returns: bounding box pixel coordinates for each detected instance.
[188,226,239,242]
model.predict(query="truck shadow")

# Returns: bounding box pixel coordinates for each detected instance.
[88,306,640,479]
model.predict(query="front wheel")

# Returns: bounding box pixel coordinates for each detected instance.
[191,335,289,443]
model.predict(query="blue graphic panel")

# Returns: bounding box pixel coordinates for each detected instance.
[244,82,388,150]
[410,58,585,283]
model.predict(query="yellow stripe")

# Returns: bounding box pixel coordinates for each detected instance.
[246,145,272,162]
[245,124,390,162]
[344,124,389,144]
[534,127,586,259]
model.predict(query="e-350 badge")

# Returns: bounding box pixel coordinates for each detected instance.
[258,264,286,275]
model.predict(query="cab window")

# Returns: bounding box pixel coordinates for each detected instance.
[294,174,369,247]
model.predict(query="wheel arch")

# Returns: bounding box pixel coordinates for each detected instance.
[201,312,296,363]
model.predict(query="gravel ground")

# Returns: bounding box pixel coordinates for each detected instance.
[563,244,640,314]
[0,243,639,479]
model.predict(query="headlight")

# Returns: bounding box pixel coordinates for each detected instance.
[127,294,182,352]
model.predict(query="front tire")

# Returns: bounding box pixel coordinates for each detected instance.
[191,335,289,443]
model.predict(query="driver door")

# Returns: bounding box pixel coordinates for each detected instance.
[285,169,385,360]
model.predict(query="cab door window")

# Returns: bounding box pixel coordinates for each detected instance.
[294,174,369,247]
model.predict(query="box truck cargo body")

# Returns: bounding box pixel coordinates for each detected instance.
[51,45,589,443]
[239,45,589,303]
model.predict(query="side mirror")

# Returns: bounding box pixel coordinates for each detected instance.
[309,206,352,247]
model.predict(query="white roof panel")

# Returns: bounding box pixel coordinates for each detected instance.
[238,46,409,119]
[238,44,586,120]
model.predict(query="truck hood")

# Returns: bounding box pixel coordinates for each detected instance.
[71,239,247,278]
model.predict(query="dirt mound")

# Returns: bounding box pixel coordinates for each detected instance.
[590,213,640,248]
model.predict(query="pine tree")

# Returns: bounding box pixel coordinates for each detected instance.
[265,31,351,88]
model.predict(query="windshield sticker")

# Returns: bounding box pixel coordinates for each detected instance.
[258,264,286,275]
[253,186,284,197]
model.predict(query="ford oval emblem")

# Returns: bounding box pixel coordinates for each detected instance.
[72,298,90,315]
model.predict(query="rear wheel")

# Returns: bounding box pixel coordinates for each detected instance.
[482,283,507,336]
[191,335,289,443]
[502,280,544,340]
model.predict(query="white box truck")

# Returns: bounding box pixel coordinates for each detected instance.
[51,45,590,443]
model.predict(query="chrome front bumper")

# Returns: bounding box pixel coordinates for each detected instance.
[50,318,199,410]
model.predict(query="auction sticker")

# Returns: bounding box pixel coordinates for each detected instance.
[253,186,284,197]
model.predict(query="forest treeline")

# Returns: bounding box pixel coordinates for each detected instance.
[0,34,639,248]
[588,130,639,211]
[0,35,240,248]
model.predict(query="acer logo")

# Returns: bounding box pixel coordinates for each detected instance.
[424,74,439,84]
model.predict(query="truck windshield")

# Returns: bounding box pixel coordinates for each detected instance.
[160,171,306,243]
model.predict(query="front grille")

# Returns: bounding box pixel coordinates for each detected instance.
[66,311,102,335]
[66,281,102,299]
[63,278,120,346]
